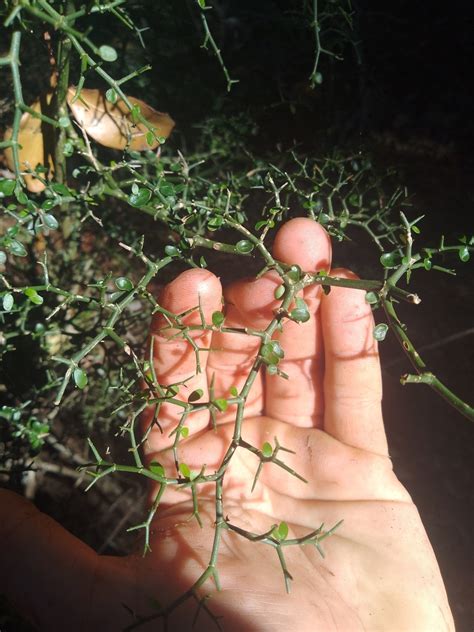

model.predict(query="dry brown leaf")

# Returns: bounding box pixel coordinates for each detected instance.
[3,95,55,193]
[67,87,175,151]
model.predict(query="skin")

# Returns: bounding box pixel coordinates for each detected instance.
[0,218,454,631]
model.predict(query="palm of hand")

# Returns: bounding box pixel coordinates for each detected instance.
[138,416,444,632]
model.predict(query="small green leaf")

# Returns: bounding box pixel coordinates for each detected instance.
[207,216,223,230]
[24,288,43,305]
[318,212,330,224]
[198,0,207,7]
[229,386,238,397]
[58,116,69,128]
[149,461,164,477]
[164,245,179,257]
[0,251,6,264]
[8,240,27,257]
[373,323,389,341]
[146,131,155,146]
[314,72,323,85]
[277,521,289,540]
[458,246,470,262]
[290,297,310,323]
[188,388,204,403]
[166,384,179,397]
[423,258,432,271]
[380,252,399,268]
[262,442,273,458]
[212,311,224,327]
[43,214,59,230]
[159,181,175,197]
[287,265,302,283]
[51,182,72,195]
[15,189,28,204]
[365,291,379,305]
[41,199,56,211]
[0,179,16,196]
[115,276,133,291]
[274,284,285,299]
[179,462,191,478]
[130,104,141,123]
[128,188,152,207]
[412,225,421,234]
[73,368,88,389]
[2,293,14,312]
[261,340,285,365]
[213,398,228,412]
[99,45,118,62]
[105,88,117,103]
[180,426,189,438]
[236,239,254,254]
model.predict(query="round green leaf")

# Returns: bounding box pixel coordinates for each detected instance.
[164,245,179,257]
[459,246,470,262]
[159,181,175,197]
[149,461,164,477]
[277,521,289,540]
[236,240,254,254]
[8,240,27,257]
[3,293,14,312]
[24,288,43,305]
[213,398,228,412]
[287,265,302,283]
[229,386,238,397]
[0,251,6,264]
[15,189,28,204]
[180,426,189,438]
[179,462,191,478]
[115,276,133,291]
[41,199,56,211]
[423,258,432,271]
[128,188,152,207]
[314,72,323,85]
[212,311,224,327]
[99,45,118,62]
[0,179,16,196]
[73,368,88,389]
[262,442,273,458]
[290,297,310,323]
[290,307,310,323]
[380,252,399,268]
[105,88,117,103]
[58,116,69,128]
[261,340,284,365]
[274,284,285,299]
[43,214,59,230]
[365,291,379,305]
[373,323,389,341]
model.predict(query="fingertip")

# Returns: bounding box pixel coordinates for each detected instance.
[273,217,332,272]
[321,268,376,357]
[152,269,222,332]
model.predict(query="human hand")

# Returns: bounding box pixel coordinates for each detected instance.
[0,218,454,632]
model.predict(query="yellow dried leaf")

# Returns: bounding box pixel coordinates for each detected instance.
[67,87,175,151]
[3,95,55,193]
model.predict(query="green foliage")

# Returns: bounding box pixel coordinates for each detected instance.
[0,0,472,628]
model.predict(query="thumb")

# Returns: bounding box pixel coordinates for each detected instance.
[0,489,136,631]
